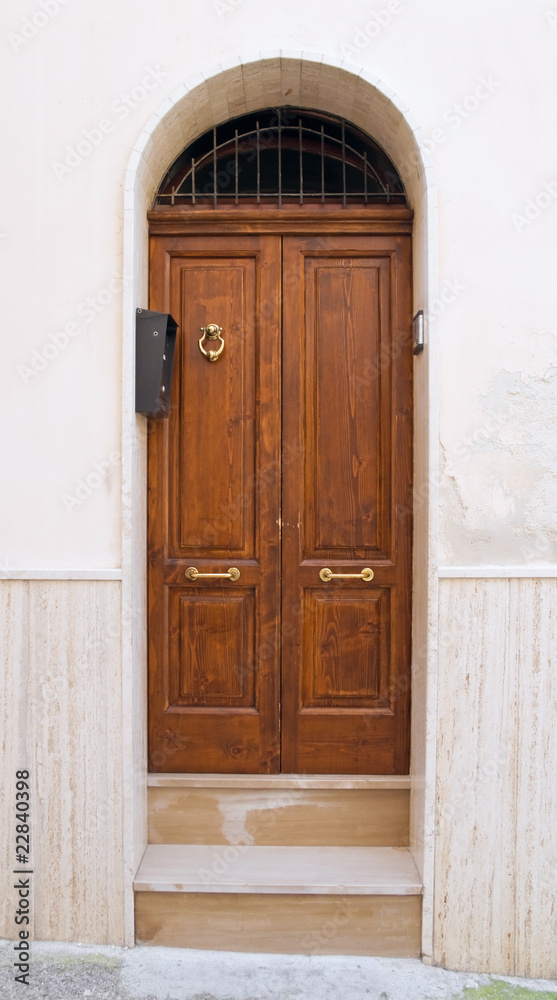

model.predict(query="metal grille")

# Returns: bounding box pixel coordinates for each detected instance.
[154,108,406,208]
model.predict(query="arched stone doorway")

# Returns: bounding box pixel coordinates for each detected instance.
[121,53,438,958]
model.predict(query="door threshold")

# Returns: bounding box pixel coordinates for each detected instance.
[147,773,411,790]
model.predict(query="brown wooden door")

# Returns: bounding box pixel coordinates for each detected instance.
[281,235,412,773]
[148,234,282,773]
[148,224,412,774]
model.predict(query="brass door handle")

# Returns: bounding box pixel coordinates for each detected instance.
[185,567,240,581]
[198,323,225,362]
[319,567,374,582]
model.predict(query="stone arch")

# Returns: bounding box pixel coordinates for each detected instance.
[120,52,439,958]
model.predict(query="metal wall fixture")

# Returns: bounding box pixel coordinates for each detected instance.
[154,107,407,209]
[135,308,178,417]
[412,310,425,355]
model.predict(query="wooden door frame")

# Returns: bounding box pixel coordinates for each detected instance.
[147,205,413,237]
[146,203,414,774]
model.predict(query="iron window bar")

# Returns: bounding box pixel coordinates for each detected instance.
[278,109,282,208]
[321,124,325,205]
[364,150,368,205]
[341,118,346,209]
[213,127,217,210]
[256,120,261,205]
[234,129,239,205]
[299,118,303,206]
[155,108,407,208]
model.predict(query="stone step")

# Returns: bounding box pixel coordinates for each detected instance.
[134,844,422,955]
[147,773,411,847]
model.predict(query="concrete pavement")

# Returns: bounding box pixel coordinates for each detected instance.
[1,941,556,1000]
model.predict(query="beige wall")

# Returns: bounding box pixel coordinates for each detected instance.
[2,575,555,975]
[435,577,557,978]
[1,0,556,978]
[0,581,125,944]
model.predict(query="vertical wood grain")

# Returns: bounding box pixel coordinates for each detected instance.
[281,234,412,774]
[310,262,382,553]
[173,590,255,706]
[175,261,255,557]
[148,234,281,773]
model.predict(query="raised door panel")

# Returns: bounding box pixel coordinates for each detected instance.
[170,260,256,559]
[281,234,412,774]
[169,589,255,707]
[304,257,391,560]
[148,235,281,773]
[301,588,391,709]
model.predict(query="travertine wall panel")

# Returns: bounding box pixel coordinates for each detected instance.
[0,583,31,938]
[122,415,149,945]
[0,581,124,945]
[435,578,557,979]
[514,581,557,977]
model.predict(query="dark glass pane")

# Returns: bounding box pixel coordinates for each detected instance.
[155,108,406,205]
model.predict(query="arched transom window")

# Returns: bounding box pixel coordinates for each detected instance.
[154,107,407,208]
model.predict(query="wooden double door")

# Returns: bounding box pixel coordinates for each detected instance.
[148,219,412,774]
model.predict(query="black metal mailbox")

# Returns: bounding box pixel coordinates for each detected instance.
[135,308,177,417]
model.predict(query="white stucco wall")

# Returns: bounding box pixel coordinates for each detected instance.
[0,0,556,978]
[1,0,556,570]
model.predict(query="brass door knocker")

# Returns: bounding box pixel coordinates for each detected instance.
[199,324,225,362]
